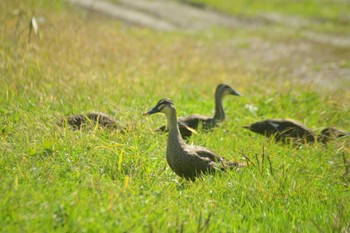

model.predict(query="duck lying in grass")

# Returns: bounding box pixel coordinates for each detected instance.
[58,112,125,131]
[157,84,241,139]
[243,118,349,144]
[144,98,245,181]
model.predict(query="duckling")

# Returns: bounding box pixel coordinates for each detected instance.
[144,98,244,181]
[58,112,125,131]
[243,119,349,144]
[157,84,241,139]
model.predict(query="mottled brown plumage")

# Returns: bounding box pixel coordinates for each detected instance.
[243,119,349,144]
[144,98,244,181]
[318,127,349,144]
[58,112,125,131]
[157,84,241,139]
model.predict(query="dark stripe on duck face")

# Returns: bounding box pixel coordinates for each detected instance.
[157,98,174,108]
[229,88,241,96]
[156,98,175,112]
[157,103,166,111]
[226,86,241,96]
[218,84,241,97]
[143,98,174,115]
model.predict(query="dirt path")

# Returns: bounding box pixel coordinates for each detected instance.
[68,0,350,90]
[67,0,259,31]
[68,0,350,47]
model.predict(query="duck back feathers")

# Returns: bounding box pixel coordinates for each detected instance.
[243,119,315,143]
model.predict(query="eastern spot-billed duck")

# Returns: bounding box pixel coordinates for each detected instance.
[243,119,349,144]
[144,98,245,181]
[58,112,125,131]
[157,84,241,139]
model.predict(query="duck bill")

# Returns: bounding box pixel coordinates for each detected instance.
[230,89,242,96]
[142,106,160,116]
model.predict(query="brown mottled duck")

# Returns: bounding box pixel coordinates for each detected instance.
[58,112,125,131]
[243,119,349,144]
[144,98,245,181]
[157,84,241,139]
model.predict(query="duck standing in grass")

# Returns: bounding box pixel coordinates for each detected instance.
[157,84,241,139]
[243,118,349,144]
[144,98,244,181]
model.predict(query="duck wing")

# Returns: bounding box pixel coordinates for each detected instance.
[189,145,223,162]
[269,119,315,142]
[185,145,231,170]
[156,121,198,139]
[179,114,211,130]
[157,114,208,139]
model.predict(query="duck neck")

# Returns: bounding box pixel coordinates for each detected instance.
[213,91,225,121]
[166,108,183,144]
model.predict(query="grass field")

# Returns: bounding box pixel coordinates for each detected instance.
[184,0,350,32]
[1,0,350,232]
[187,0,350,18]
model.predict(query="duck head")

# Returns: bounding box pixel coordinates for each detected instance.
[143,98,175,116]
[318,127,350,144]
[217,84,241,97]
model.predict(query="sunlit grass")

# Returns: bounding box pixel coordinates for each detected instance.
[181,0,350,33]
[1,0,350,232]
[184,0,350,20]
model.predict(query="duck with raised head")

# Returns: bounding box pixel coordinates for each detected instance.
[144,98,244,181]
[157,84,241,139]
[58,112,125,131]
[243,119,349,144]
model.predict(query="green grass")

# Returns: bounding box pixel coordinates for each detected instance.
[181,0,350,33]
[184,0,350,21]
[1,0,350,232]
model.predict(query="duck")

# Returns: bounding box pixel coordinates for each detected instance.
[157,84,241,139]
[243,118,349,144]
[144,98,244,181]
[58,112,125,131]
